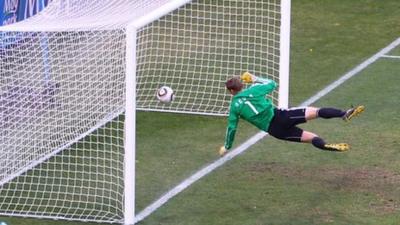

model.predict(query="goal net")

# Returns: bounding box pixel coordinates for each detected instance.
[0,0,290,224]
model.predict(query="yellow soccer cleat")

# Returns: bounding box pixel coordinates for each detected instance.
[324,143,350,151]
[343,105,365,122]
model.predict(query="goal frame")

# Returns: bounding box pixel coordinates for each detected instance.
[126,0,290,224]
[125,1,194,223]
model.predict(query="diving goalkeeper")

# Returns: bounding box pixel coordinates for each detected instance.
[219,72,364,156]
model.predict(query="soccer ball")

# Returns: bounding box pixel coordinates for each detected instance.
[156,86,175,103]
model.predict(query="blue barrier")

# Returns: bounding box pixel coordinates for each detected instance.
[1,0,51,57]
[1,0,19,26]
[17,0,50,23]
[1,0,51,26]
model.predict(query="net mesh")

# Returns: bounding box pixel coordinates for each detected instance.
[0,0,283,223]
[0,30,126,222]
[137,0,281,114]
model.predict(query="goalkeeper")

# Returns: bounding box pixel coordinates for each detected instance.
[219,72,364,156]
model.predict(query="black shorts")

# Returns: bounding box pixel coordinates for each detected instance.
[267,108,307,142]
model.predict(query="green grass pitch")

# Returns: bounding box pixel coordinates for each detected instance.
[1,0,400,224]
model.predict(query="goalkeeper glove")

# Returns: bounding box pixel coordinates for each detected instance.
[219,146,228,156]
[240,72,257,83]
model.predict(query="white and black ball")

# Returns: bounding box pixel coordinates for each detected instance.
[156,86,175,103]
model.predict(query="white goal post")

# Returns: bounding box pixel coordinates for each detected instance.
[0,0,290,224]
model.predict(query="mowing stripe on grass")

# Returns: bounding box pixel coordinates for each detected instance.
[134,37,400,224]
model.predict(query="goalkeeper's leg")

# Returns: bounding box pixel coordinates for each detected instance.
[280,106,363,126]
[305,107,345,120]
[268,108,353,151]
[302,131,349,151]
[268,124,349,152]
[305,106,364,121]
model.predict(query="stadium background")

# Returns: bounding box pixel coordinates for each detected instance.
[0,0,51,26]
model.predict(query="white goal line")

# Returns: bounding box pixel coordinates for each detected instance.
[134,37,400,224]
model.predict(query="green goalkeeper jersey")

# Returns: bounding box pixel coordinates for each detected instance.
[224,78,277,150]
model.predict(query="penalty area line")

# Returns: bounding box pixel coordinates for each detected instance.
[134,37,400,224]
[301,37,400,107]
[381,54,400,59]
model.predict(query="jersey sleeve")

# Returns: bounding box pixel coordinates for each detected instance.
[249,78,277,96]
[224,106,239,150]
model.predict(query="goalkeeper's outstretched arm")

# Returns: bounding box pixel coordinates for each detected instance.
[240,71,270,83]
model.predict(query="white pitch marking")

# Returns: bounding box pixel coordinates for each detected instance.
[301,37,400,107]
[382,55,400,59]
[134,37,400,224]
